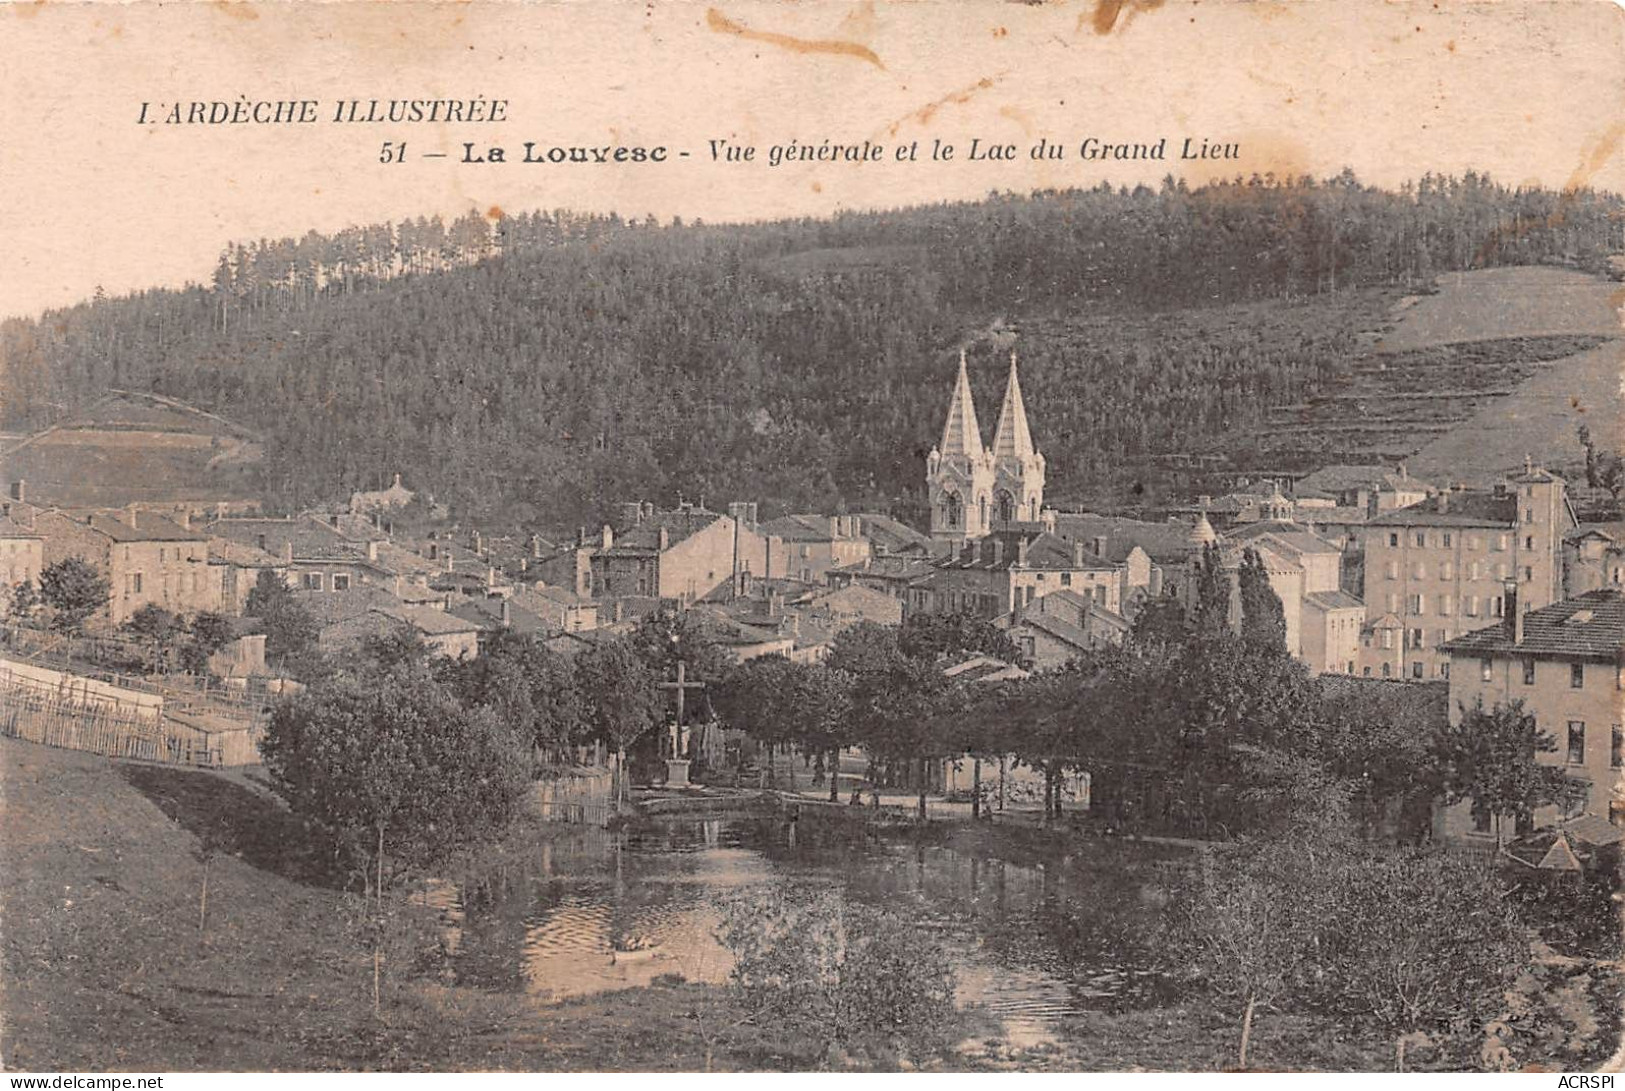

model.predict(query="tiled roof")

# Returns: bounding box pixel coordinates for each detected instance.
[1568,521,1625,544]
[398,604,481,636]
[850,513,933,554]
[1304,589,1365,611]
[89,511,206,543]
[1223,521,1342,555]
[448,596,551,635]
[761,514,850,543]
[603,507,723,555]
[1049,513,1198,564]
[1439,590,1625,661]
[210,517,362,560]
[1293,464,1428,500]
[1367,492,1517,528]
[0,514,42,539]
[206,537,283,567]
[1011,610,1095,652]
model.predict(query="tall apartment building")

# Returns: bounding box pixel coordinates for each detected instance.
[1358,463,1572,681]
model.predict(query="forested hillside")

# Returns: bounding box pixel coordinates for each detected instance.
[3,172,1619,529]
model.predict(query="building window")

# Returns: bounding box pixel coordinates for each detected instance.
[1408,594,1424,615]
[1408,628,1423,649]
[1522,566,1533,583]
[1385,561,1399,580]
[1060,573,1071,586]
[1568,722,1586,765]
[1411,661,1423,679]
[1414,532,1426,548]
[1465,596,1479,617]
[1494,535,1508,552]
[1471,805,1491,834]
[1612,725,1622,769]
[1439,662,1450,679]
[1491,596,1504,618]
[1440,561,1455,580]
[1524,509,1533,524]
[1525,535,1534,550]
[1381,662,1392,678]
[332,574,351,591]
[1380,630,1394,650]
[1523,659,1536,685]
[130,572,143,594]
[302,572,324,591]
[1388,533,1399,548]
[1571,662,1584,689]
[1480,657,1493,682]
[1443,532,1453,547]
[1438,594,1452,616]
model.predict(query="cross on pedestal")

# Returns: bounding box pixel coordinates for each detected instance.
[657,659,706,759]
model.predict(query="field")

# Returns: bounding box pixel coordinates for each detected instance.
[1217,266,1622,487]
[2,390,263,508]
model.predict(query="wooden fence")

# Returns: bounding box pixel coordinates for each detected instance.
[0,681,171,762]
[530,767,614,827]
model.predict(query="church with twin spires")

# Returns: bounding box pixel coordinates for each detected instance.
[925,349,1045,547]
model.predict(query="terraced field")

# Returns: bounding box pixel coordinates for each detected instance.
[1225,266,1622,486]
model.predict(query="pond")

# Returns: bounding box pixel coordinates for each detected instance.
[440,818,1191,1043]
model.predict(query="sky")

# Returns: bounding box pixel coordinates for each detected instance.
[2,0,1623,319]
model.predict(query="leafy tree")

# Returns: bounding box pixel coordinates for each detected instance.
[1128,589,1188,651]
[712,657,853,798]
[243,569,319,669]
[443,629,585,762]
[260,665,529,1011]
[1432,698,1587,846]
[38,557,111,634]
[7,578,40,622]
[573,637,663,807]
[1191,543,1230,640]
[179,610,236,675]
[1237,547,1287,652]
[897,610,1023,667]
[126,603,183,672]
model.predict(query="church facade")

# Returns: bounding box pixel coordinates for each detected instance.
[925,350,1046,547]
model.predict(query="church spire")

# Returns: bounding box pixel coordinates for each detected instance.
[991,350,1035,460]
[938,349,986,460]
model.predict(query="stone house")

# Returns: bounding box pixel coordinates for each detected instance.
[591,501,778,605]
[906,531,1124,620]
[0,510,44,615]
[35,508,214,625]
[1359,464,1573,682]
[1437,588,1625,839]
[759,514,873,585]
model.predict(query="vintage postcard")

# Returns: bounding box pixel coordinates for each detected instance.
[2,0,1624,1077]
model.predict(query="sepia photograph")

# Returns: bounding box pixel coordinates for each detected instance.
[2,0,1624,1077]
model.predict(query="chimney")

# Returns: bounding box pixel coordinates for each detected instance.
[178,510,191,530]
[366,539,378,562]
[601,524,614,550]
[620,502,644,528]
[1073,541,1087,567]
[830,516,840,541]
[658,527,670,552]
[991,539,1005,566]
[428,542,439,560]
[257,533,268,553]
[471,530,483,555]
[282,541,293,564]
[9,480,23,503]
[500,599,511,628]
[768,590,783,617]
[393,575,403,596]
[1017,537,1030,566]
[1437,491,1449,514]
[1398,463,1408,481]
[643,501,655,520]
[1503,578,1521,643]
[531,533,544,558]
[126,503,138,530]
[487,566,497,587]
[445,552,454,572]
[1093,535,1108,558]
[613,600,624,624]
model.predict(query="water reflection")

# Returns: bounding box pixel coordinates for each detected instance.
[445,819,1184,1039]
